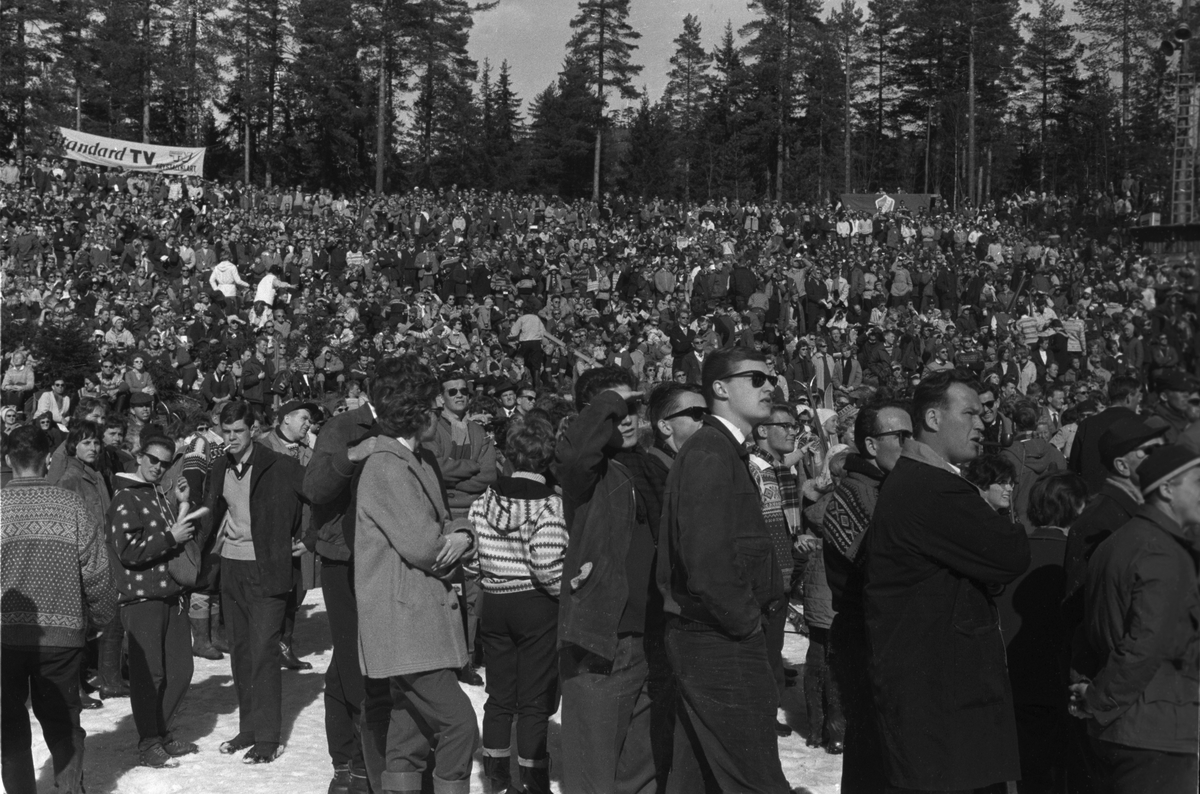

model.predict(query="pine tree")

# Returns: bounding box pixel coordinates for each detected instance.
[566,0,642,201]
[740,0,823,200]
[1019,0,1078,190]
[828,0,865,193]
[664,14,709,203]
[1076,0,1173,142]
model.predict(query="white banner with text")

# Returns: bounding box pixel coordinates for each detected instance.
[57,127,205,176]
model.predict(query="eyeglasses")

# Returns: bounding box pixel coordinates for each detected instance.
[665,406,707,422]
[53,382,64,388]
[518,394,537,402]
[760,421,800,432]
[141,450,172,468]
[722,370,778,389]
[624,397,645,413]
[444,387,467,397]
[872,429,913,443]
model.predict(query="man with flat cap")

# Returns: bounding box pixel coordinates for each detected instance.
[1147,370,1200,449]
[259,400,320,670]
[1070,444,1200,794]
[1061,414,1167,792]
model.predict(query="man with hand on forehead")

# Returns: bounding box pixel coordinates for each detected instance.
[556,365,670,794]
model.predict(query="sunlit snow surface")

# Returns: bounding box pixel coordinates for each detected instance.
[26,591,842,793]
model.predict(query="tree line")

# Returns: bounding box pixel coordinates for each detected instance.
[0,0,1192,205]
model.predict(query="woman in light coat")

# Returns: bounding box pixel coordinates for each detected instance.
[354,356,479,794]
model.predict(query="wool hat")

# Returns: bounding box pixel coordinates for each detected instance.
[1099,416,1168,465]
[1139,444,1200,496]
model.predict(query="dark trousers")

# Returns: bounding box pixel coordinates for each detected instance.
[1092,738,1199,794]
[1,645,85,794]
[665,625,790,794]
[122,597,194,749]
[764,605,787,696]
[559,634,668,794]
[365,668,479,793]
[518,340,544,389]
[1013,702,1067,793]
[480,590,558,765]
[830,615,887,794]
[803,626,844,745]
[222,558,287,743]
[322,558,366,771]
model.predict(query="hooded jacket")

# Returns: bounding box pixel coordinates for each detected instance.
[1000,434,1066,532]
[106,473,185,605]
[208,260,248,298]
[467,475,567,596]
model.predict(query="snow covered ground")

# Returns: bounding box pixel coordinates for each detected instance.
[24,591,842,793]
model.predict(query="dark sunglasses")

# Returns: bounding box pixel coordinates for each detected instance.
[665,406,707,422]
[723,370,778,389]
[760,421,800,432]
[444,387,468,397]
[872,429,913,443]
[625,397,645,413]
[141,450,172,467]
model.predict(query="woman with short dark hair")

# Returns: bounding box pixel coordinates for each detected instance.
[468,411,566,794]
[354,356,479,794]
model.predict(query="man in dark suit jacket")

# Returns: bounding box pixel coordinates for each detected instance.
[1069,376,1143,491]
[203,401,305,764]
[658,347,790,792]
[864,372,1030,792]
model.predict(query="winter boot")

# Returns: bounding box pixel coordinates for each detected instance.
[210,603,231,654]
[328,763,351,794]
[280,638,312,670]
[96,625,130,698]
[191,616,223,660]
[519,762,552,794]
[481,754,512,793]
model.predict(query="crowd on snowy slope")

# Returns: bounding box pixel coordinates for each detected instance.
[2,155,1200,794]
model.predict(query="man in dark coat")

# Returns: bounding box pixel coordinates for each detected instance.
[658,347,791,793]
[1069,376,1143,491]
[1070,445,1200,794]
[864,372,1030,792]
[202,401,306,764]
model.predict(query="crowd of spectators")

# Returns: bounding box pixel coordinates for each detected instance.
[3,154,1200,794]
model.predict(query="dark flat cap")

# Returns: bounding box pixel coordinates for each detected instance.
[1098,416,1167,465]
[1139,444,1200,495]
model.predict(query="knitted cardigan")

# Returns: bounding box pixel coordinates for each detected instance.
[466,475,567,596]
[1,478,117,647]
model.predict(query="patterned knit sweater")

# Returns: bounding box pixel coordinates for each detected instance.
[466,475,567,596]
[106,473,185,605]
[1,478,118,647]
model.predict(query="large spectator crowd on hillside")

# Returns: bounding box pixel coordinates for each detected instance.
[2,151,1200,794]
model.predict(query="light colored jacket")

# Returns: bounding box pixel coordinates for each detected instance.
[354,437,472,677]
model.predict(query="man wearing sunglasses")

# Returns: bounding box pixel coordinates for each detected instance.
[658,347,792,793]
[823,401,912,791]
[427,372,496,687]
[864,372,1030,793]
[556,365,666,794]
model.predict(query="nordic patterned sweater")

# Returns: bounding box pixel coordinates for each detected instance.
[106,473,185,605]
[466,475,567,596]
[1,478,118,648]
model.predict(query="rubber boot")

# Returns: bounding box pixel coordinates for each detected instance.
[96,623,130,698]
[481,755,511,793]
[191,615,223,660]
[520,764,552,794]
[211,602,231,654]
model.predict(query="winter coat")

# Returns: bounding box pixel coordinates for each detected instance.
[54,456,111,527]
[201,443,305,596]
[427,413,497,512]
[354,437,471,678]
[1000,435,1066,532]
[1075,504,1200,754]
[467,475,567,596]
[658,416,786,640]
[555,391,642,660]
[208,260,248,298]
[864,440,1030,790]
[106,474,186,605]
